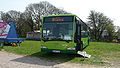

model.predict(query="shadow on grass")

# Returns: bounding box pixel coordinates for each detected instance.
[11,52,82,66]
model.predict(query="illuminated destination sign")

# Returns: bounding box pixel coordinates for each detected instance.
[52,17,64,21]
[44,16,74,22]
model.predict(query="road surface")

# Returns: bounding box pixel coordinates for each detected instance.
[0,51,119,68]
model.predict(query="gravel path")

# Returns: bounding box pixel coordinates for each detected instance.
[0,51,119,68]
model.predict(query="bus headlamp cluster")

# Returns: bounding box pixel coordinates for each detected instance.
[41,46,47,48]
[67,47,75,50]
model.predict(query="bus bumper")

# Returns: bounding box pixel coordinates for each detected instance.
[41,48,77,54]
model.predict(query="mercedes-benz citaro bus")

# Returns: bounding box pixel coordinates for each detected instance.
[40,14,90,54]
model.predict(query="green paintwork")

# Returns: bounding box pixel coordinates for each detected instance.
[41,14,89,54]
[41,48,76,54]
[41,41,76,49]
[81,37,89,48]
[40,41,77,54]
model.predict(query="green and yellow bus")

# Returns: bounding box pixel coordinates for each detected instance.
[40,14,89,54]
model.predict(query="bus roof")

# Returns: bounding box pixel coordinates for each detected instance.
[43,14,76,18]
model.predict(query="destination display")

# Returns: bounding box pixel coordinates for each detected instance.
[44,16,74,22]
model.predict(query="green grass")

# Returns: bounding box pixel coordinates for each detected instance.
[0,47,2,50]
[3,40,41,56]
[69,42,120,65]
[2,41,120,66]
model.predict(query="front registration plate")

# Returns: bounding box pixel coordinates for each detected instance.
[52,50,60,53]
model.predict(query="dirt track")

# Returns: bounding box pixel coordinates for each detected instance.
[0,51,119,68]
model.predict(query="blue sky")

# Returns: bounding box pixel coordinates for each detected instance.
[0,0,120,26]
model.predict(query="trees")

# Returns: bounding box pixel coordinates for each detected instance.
[0,1,70,37]
[114,26,120,42]
[0,11,3,22]
[1,10,21,22]
[1,11,10,22]
[87,10,114,41]
[25,1,69,30]
[105,24,115,42]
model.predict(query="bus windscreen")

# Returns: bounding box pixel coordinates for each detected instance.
[42,22,73,41]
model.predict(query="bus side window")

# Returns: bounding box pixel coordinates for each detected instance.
[76,20,81,36]
[78,25,80,36]
[81,22,88,37]
[74,20,81,43]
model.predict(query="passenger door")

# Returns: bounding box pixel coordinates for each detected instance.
[75,20,82,51]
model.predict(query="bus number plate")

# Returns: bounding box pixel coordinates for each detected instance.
[52,50,60,53]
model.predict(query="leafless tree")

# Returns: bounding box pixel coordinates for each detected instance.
[25,1,70,29]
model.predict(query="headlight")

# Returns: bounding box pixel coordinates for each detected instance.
[41,46,47,48]
[67,47,75,50]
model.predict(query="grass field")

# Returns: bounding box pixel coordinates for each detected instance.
[1,40,120,66]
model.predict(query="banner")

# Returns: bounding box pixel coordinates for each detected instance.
[0,22,10,38]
